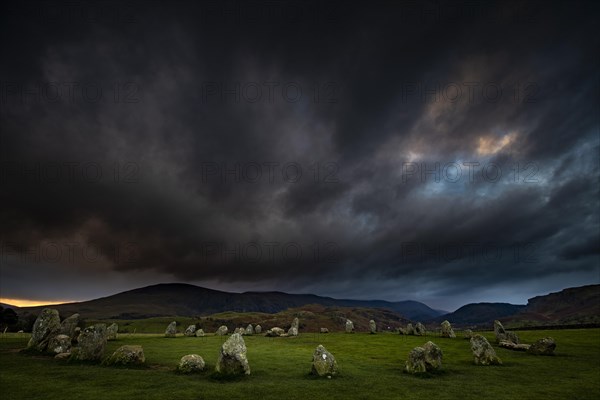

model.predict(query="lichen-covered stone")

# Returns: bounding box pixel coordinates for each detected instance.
[72,324,107,361]
[215,333,250,376]
[54,352,71,360]
[528,337,556,355]
[265,327,285,337]
[422,341,443,369]
[254,325,262,334]
[470,334,502,365]
[59,313,80,339]
[414,322,426,336]
[369,320,376,334]
[245,324,254,335]
[288,317,299,336]
[494,320,519,344]
[311,345,337,377]
[106,323,118,340]
[27,308,61,351]
[406,323,415,335]
[463,329,473,339]
[320,327,329,333]
[440,320,456,338]
[405,347,427,373]
[106,345,145,366]
[184,325,197,337]
[345,319,354,333]
[499,340,530,351]
[178,354,205,373]
[195,329,205,337]
[234,327,245,335]
[405,341,443,373]
[165,321,177,337]
[215,325,228,336]
[48,334,72,354]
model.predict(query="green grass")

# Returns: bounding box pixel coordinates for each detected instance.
[1,329,599,400]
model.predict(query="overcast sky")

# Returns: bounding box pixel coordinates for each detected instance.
[1,0,598,311]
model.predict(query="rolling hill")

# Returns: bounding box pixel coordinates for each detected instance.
[431,302,526,326]
[17,283,444,321]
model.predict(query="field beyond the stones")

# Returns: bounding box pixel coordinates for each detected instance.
[1,328,599,400]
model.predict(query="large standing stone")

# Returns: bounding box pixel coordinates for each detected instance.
[265,327,285,337]
[440,320,456,338]
[406,323,415,335]
[107,323,119,340]
[494,320,519,344]
[195,329,205,337]
[422,341,443,369]
[59,313,80,339]
[254,325,262,334]
[369,320,377,334]
[528,337,556,355]
[178,354,205,373]
[165,321,177,338]
[245,324,254,335]
[215,333,250,376]
[73,324,107,361]
[311,345,337,377]
[28,308,61,351]
[288,317,299,336]
[106,345,145,366]
[405,341,443,374]
[345,319,354,333]
[470,334,502,365]
[48,334,72,355]
[215,325,228,336]
[414,322,426,336]
[184,325,197,337]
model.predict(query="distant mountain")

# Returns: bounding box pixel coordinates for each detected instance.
[432,303,526,326]
[504,284,600,326]
[0,303,18,309]
[17,283,444,321]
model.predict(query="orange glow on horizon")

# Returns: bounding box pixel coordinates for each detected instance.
[0,298,73,307]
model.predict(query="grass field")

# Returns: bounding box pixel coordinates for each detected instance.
[1,329,599,400]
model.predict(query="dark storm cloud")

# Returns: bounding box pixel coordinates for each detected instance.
[1,0,598,309]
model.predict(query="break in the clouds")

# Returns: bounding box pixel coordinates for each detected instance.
[1,0,598,310]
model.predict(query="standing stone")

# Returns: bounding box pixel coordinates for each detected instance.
[59,313,80,339]
[288,317,299,336]
[406,323,415,335]
[215,325,228,336]
[254,325,262,334]
[234,327,245,335]
[215,333,250,376]
[405,347,427,373]
[422,341,443,370]
[320,328,329,333]
[528,337,556,355]
[463,329,473,339]
[106,345,145,365]
[106,323,119,340]
[48,334,72,354]
[405,341,443,374]
[245,324,254,335]
[184,325,197,337]
[493,320,518,343]
[27,308,61,351]
[165,321,177,337]
[369,320,377,334]
[440,320,456,338]
[73,327,81,343]
[414,322,426,336]
[398,327,407,335]
[345,319,354,333]
[73,324,107,361]
[311,345,337,377]
[195,329,205,337]
[178,354,205,373]
[470,334,502,365]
